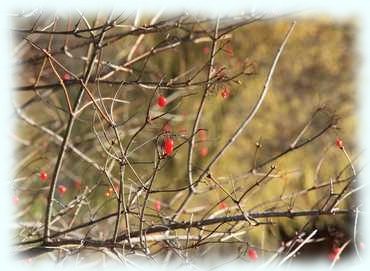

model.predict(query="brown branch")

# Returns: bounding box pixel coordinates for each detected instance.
[41,13,113,242]
[17,209,353,259]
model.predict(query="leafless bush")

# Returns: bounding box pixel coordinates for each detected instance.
[11,9,362,269]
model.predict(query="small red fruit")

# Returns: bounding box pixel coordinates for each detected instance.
[198,129,207,142]
[39,170,48,182]
[219,201,228,210]
[63,73,71,81]
[157,95,167,107]
[336,137,344,149]
[247,248,258,261]
[199,146,208,157]
[163,138,174,156]
[328,247,341,261]
[220,87,230,99]
[58,185,67,194]
[202,46,210,55]
[13,195,20,205]
[154,200,161,212]
[105,191,111,197]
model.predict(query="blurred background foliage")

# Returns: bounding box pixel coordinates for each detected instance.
[14,15,356,254]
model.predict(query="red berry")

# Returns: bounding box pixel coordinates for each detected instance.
[58,185,67,194]
[198,129,207,141]
[328,247,341,261]
[328,252,335,261]
[63,73,71,81]
[333,247,341,254]
[202,46,210,55]
[220,87,230,99]
[247,248,258,261]
[13,195,20,205]
[219,201,227,210]
[336,137,344,149]
[39,170,48,182]
[154,200,161,212]
[199,146,208,157]
[163,138,174,156]
[157,96,167,107]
